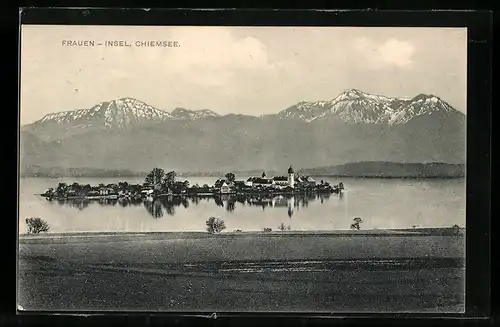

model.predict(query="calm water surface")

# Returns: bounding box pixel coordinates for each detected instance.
[19,177,465,234]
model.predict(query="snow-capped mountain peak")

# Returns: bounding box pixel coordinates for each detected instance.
[339,88,366,99]
[276,90,461,125]
[410,94,452,110]
[387,93,456,124]
[35,98,221,129]
[37,97,174,129]
[103,97,174,128]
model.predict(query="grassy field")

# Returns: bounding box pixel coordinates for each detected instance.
[18,229,465,313]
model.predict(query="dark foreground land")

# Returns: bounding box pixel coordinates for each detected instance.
[18,229,465,313]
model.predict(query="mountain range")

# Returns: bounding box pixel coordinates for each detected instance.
[270,89,457,124]
[20,89,466,174]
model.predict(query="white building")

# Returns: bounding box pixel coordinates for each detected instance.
[272,176,289,186]
[288,165,295,188]
[246,176,274,188]
[215,179,232,194]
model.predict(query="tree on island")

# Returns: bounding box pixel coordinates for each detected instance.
[163,171,177,188]
[145,168,165,186]
[71,182,80,192]
[46,187,54,196]
[225,173,235,183]
[128,184,141,195]
[118,181,129,191]
[56,183,68,196]
[82,184,92,194]
[262,171,266,178]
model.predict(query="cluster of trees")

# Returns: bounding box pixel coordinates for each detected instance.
[145,168,206,194]
[44,182,144,198]
[145,168,178,188]
[43,182,87,198]
[43,168,185,198]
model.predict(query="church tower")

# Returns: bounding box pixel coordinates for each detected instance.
[288,165,295,188]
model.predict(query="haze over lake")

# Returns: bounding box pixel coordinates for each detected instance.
[19,176,465,234]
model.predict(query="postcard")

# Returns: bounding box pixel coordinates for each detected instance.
[18,24,466,313]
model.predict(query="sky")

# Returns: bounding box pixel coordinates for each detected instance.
[20,25,467,125]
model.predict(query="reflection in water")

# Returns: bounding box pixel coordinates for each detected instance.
[144,199,164,219]
[49,192,334,219]
[214,196,224,207]
[227,197,236,212]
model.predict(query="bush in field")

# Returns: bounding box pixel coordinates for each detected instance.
[206,217,226,234]
[278,223,291,231]
[263,227,272,232]
[25,217,50,234]
[452,224,462,236]
[350,217,363,231]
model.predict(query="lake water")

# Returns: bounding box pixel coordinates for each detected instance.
[18,177,465,234]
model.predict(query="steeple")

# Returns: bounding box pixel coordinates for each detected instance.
[287,165,295,188]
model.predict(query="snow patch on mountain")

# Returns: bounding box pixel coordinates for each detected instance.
[275,100,331,122]
[277,89,460,125]
[35,97,222,129]
[171,107,220,120]
[38,97,174,128]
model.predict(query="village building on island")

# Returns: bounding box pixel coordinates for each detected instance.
[213,165,322,194]
[243,166,297,189]
[214,179,232,194]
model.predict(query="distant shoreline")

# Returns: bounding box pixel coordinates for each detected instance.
[18,227,464,239]
[19,174,465,179]
[19,162,465,179]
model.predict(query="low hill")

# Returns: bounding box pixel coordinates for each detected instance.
[19,165,145,178]
[298,162,465,178]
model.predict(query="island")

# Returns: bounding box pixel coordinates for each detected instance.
[38,165,345,201]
